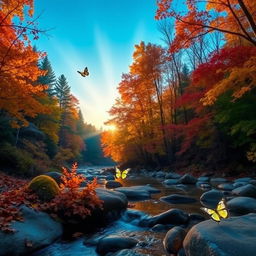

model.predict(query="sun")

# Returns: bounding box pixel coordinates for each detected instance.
[105,124,117,131]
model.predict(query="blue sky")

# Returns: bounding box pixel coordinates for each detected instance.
[34,0,163,129]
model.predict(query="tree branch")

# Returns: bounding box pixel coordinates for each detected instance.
[237,0,256,37]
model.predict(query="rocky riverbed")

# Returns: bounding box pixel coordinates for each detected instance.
[2,167,256,256]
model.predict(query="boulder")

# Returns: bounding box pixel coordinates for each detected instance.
[200,189,224,209]
[0,205,62,256]
[151,224,174,232]
[227,196,256,215]
[187,213,206,229]
[166,172,181,179]
[156,171,166,177]
[105,180,122,189]
[232,184,256,198]
[96,188,128,213]
[196,182,211,190]
[160,194,197,204]
[163,226,186,254]
[197,176,210,182]
[139,209,189,227]
[233,181,248,188]
[96,235,138,255]
[217,183,234,191]
[234,177,252,183]
[179,174,197,184]
[163,179,179,186]
[114,185,160,200]
[249,180,256,186]
[183,214,256,256]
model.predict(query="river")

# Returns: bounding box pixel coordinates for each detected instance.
[32,166,206,256]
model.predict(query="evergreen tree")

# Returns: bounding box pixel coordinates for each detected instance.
[77,109,86,138]
[55,75,72,109]
[38,56,56,95]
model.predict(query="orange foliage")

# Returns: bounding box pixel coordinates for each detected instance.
[156,0,256,52]
[45,163,102,218]
[0,0,48,127]
[0,164,102,232]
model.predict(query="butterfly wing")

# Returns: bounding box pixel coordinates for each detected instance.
[115,167,121,179]
[201,207,221,222]
[77,70,85,77]
[217,199,229,219]
[84,67,89,76]
[121,169,129,179]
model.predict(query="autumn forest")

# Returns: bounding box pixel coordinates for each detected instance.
[0,1,256,255]
[102,0,256,174]
[0,0,256,177]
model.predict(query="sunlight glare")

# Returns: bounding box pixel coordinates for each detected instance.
[105,124,117,132]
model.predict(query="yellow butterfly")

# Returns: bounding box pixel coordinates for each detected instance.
[77,67,89,77]
[115,167,130,179]
[201,198,229,222]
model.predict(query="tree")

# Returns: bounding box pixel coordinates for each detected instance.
[54,74,72,109]
[0,0,49,127]
[156,0,256,52]
[38,56,56,95]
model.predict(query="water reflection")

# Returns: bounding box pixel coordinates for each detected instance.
[32,172,207,256]
[121,176,204,216]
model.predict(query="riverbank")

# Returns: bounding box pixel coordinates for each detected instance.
[1,167,256,255]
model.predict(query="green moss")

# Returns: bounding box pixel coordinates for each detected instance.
[28,175,60,201]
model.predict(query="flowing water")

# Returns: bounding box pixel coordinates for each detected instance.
[32,167,207,256]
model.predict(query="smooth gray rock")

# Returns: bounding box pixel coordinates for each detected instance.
[249,180,256,186]
[96,235,138,255]
[0,205,62,256]
[233,181,248,188]
[227,196,256,215]
[114,185,160,200]
[163,179,179,185]
[200,189,224,208]
[183,214,256,256]
[196,182,211,189]
[187,213,206,228]
[179,174,197,184]
[198,176,210,182]
[234,177,252,183]
[232,184,256,198]
[166,172,181,179]
[160,194,197,204]
[155,171,166,178]
[96,188,128,213]
[163,226,186,254]
[139,209,189,227]
[105,180,122,189]
[151,224,174,232]
[217,183,234,191]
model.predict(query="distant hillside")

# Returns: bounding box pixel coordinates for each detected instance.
[82,134,115,166]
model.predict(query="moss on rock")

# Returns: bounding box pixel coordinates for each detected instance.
[28,175,60,201]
